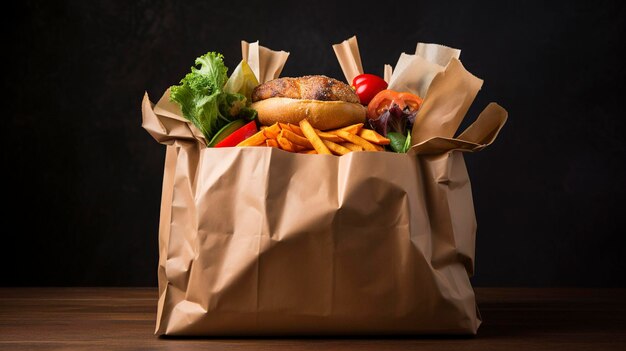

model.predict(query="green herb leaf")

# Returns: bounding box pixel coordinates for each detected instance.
[388,132,407,153]
[401,130,412,153]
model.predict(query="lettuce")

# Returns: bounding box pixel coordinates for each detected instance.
[387,131,412,153]
[170,52,257,143]
[368,104,416,153]
[368,104,417,137]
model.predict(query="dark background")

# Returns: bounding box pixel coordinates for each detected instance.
[5,0,625,287]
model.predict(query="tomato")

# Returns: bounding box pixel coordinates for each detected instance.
[367,89,423,119]
[214,120,258,147]
[351,74,388,105]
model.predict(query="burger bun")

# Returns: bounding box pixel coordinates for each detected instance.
[251,97,367,130]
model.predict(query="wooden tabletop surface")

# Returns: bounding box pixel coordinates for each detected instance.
[1,287,624,350]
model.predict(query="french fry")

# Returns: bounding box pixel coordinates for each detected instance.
[299,119,332,155]
[287,123,305,137]
[260,126,267,130]
[277,134,296,152]
[336,130,378,151]
[263,123,281,139]
[358,129,390,145]
[289,123,339,142]
[340,142,364,151]
[281,129,313,148]
[328,123,364,135]
[288,122,346,142]
[239,120,387,153]
[322,140,351,156]
[299,149,318,154]
[278,122,293,132]
[278,132,307,152]
[237,130,266,147]
[315,130,344,143]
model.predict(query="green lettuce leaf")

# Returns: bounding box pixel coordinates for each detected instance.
[388,132,407,153]
[387,131,412,153]
[169,52,256,144]
[402,130,412,153]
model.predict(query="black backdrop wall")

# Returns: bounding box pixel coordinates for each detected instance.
[5,0,625,287]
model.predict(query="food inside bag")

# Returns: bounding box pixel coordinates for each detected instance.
[142,36,507,336]
[163,37,505,156]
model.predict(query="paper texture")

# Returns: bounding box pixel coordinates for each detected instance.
[332,37,506,153]
[409,58,483,146]
[332,36,364,84]
[241,41,289,83]
[415,42,461,67]
[142,38,507,336]
[383,64,393,83]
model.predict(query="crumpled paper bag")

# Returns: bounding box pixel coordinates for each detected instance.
[142,37,507,335]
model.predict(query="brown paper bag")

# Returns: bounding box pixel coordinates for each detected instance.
[241,41,289,84]
[142,39,507,336]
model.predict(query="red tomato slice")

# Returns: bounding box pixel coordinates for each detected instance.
[214,120,258,147]
[367,90,423,119]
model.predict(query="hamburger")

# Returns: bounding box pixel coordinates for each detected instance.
[251,75,367,130]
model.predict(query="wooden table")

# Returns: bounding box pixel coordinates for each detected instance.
[1,288,624,350]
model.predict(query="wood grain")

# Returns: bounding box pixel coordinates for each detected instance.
[1,288,625,350]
